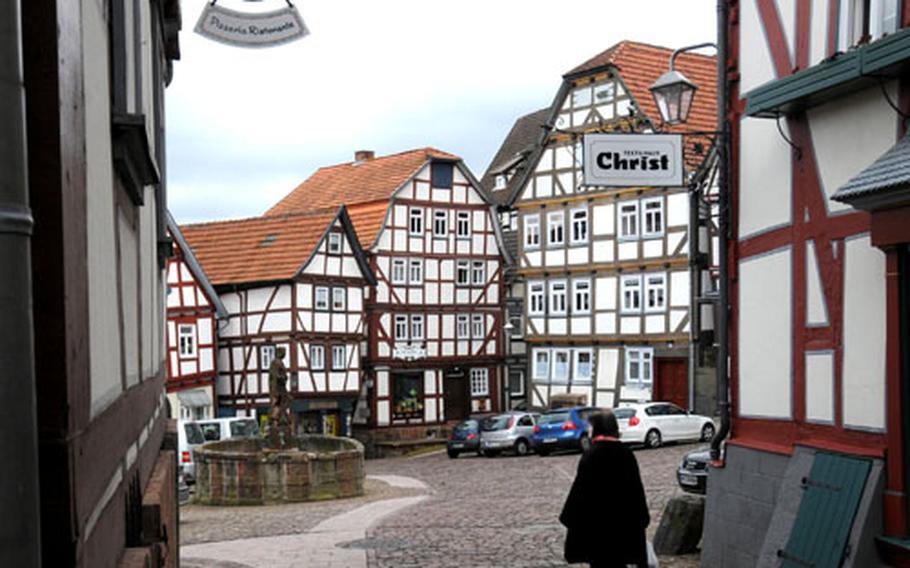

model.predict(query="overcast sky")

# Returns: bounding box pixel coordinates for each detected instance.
[166,0,717,224]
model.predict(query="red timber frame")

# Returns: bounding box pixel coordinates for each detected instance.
[365,172,506,428]
[166,240,218,392]
[727,0,910,535]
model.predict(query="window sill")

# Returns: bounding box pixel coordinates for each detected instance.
[112,113,159,206]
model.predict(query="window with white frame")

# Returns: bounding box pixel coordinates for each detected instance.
[549,280,567,315]
[494,174,507,190]
[470,368,489,396]
[625,347,653,388]
[573,279,591,314]
[456,260,470,285]
[433,209,448,237]
[391,259,407,284]
[327,233,342,254]
[310,345,325,370]
[261,344,276,369]
[332,287,346,311]
[314,286,329,311]
[524,214,541,249]
[619,202,639,239]
[410,315,424,341]
[471,314,485,338]
[332,345,346,370]
[574,349,594,382]
[178,324,196,358]
[394,315,408,341]
[547,211,564,246]
[552,350,570,382]
[839,0,899,51]
[456,211,471,238]
[456,314,469,338]
[621,275,642,313]
[570,208,588,244]
[529,282,545,315]
[409,208,424,235]
[641,197,664,238]
[644,273,667,313]
[471,261,486,286]
[533,349,550,381]
[409,259,423,284]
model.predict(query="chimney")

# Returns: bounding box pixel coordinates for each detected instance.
[354,150,375,163]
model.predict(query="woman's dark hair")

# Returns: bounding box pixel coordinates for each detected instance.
[587,409,620,438]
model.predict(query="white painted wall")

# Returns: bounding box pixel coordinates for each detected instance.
[738,117,792,239]
[739,0,781,94]
[805,351,834,423]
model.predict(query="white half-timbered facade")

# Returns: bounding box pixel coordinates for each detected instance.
[503,41,718,412]
[165,214,227,420]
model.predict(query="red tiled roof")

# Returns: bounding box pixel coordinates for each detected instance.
[180,209,338,285]
[266,147,460,216]
[346,201,389,250]
[567,40,718,135]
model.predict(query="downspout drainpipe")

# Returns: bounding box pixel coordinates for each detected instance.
[711,0,731,461]
[0,1,42,564]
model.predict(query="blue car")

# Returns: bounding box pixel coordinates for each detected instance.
[531,407,599,456]
[447,418,482,458]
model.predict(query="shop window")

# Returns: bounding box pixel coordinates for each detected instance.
[392,374,424,419]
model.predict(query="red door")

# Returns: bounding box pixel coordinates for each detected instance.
[654,358,688,409]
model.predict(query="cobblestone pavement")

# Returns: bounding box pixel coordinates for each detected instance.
[364,443,703,568]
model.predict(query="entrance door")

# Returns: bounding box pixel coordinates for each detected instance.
[654,358,688,409]
[443,372,470,421]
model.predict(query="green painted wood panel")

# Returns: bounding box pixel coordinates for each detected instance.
[779,453,871,568]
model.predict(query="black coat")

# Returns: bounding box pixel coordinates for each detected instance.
[559,440,650,567]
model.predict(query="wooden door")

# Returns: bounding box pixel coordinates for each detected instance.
[654,358,688,410]
[443,373,469,421]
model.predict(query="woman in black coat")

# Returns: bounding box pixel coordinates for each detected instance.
[559,410,650,568]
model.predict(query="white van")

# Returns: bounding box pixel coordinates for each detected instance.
[196,417,260,443]
[177,419,205,484]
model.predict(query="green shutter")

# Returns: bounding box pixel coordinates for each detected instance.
[778,453,871,568]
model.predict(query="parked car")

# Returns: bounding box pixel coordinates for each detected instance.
[531,407,599,456]
[479,412,539,457]
[616,402,715,449]
[677,447,711,494]
[196,417,261,443]
[447,419,481,458]
[177,419,205,484]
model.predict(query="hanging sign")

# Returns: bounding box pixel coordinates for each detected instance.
[582,133,684,187]
[195,2,309,48]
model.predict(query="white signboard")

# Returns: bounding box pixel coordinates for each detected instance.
[195,4,309,48]
[393,345,427,361]
[582,133,684,187]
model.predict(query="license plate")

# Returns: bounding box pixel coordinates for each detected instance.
[451,443,464,449]
[543,438,557,444]
[679,473,698,486]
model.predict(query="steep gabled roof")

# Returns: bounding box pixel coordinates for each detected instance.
[479,108,551,207]
[167,212,228,318]
[266,147,460,216]
[180,206,374,287]
[566,40,717,134]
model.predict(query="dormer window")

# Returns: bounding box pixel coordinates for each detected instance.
[327,233,342,254]
[494,175,507,190]
[431,162,454,189]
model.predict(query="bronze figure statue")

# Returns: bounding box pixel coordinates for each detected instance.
[266,347,295,449]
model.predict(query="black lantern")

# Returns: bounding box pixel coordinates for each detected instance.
[650,69,698,125]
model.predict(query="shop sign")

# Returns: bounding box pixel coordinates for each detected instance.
[582,133,684,187]
[393,345,427,361]
[195,2,309,48]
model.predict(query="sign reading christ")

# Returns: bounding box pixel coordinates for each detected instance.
[582,133,684,187]
[195,1,309,48]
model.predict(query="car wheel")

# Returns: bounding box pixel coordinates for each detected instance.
[447,450,459,459]
[579,435,592,453]
[645,429,662,449]
[701,423,716,442]
[514,439,530,456]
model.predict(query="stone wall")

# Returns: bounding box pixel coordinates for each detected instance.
[194,436,364,506]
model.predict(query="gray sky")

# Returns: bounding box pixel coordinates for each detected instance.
[167,0,717,224]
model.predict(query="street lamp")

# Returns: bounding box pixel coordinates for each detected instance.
[649,42,715,125]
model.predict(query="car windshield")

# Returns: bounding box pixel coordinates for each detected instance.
[614,408,636,420]
[184,422,204,445]
[482,416,512,431]
[539,412,570,424]
[230,419,260,438]
[454,420,479,433]
[199,422,221,441]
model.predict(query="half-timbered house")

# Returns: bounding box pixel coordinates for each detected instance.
[181,206,375,437]
[268,149,509,446]
[502,41,718,413]
[702,2,910,566]
[166,213,227,420]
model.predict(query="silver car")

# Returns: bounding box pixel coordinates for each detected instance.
[479,412,539,457]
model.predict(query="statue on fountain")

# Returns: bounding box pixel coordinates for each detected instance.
[266,347,295,449]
